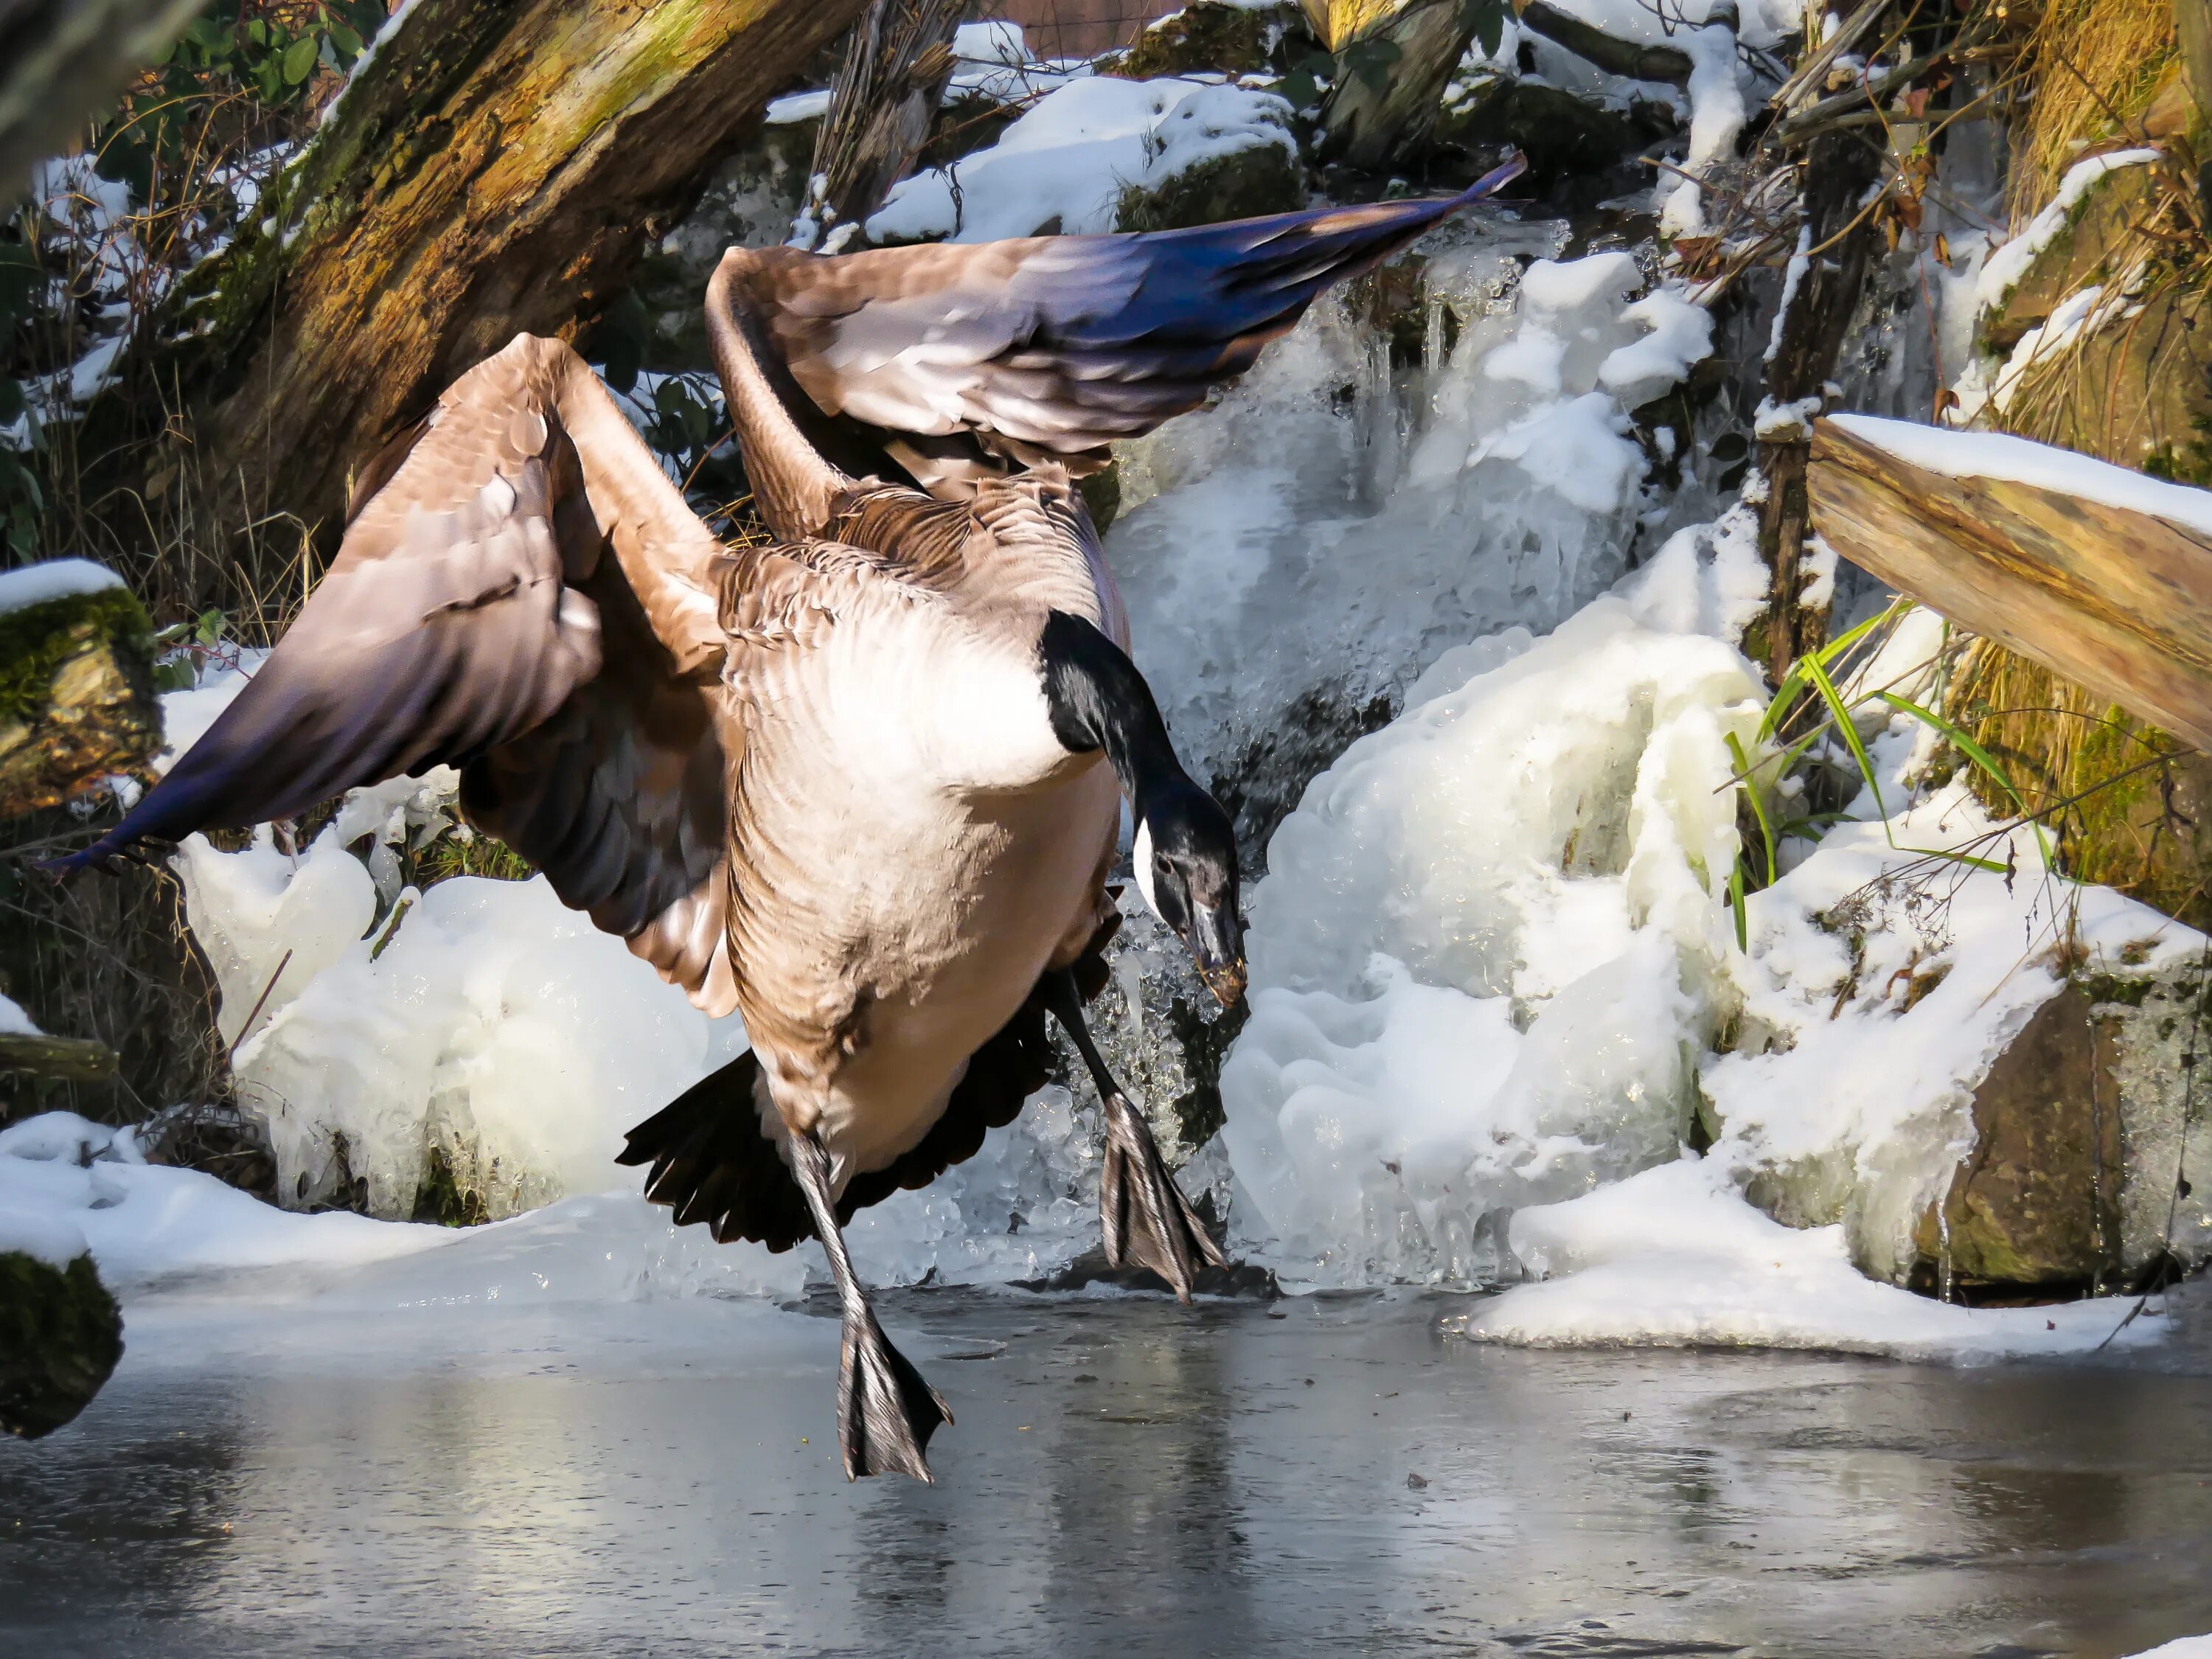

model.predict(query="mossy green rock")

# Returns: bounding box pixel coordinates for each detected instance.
[0,585,161,819]
[1433,77,1675,187]
[1,1249,125,1439]
[1909,965,2211,1295]
[1098,1,1306,80]
[1115,142,1304,234]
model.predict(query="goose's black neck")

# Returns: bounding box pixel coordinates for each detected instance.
[1037,611,1188,815]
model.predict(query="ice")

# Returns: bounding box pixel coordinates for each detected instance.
[1214,498,2204,1340]
[1452,1156,2169,1362]
[1831,411,2212,538]
[867,76,1295,243]
[1220,594,1764,1287]
[0,557,122,614]
[1109,240,1714,821]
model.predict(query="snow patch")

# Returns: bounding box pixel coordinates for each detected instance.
[1832,412,2212,538]
[1453,1157,2166,1361]
[0,557,122,615]
[867,75,1295,243]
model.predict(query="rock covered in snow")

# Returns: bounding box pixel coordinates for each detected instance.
[0,557,160,818]
[867,75,1299,243]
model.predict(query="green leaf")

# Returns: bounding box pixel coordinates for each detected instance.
[1758,600,1907,742]
[1729,860,1748,951]
[283,33,319,86]
[1871,687,2054,868]
[1801,649,1885,822]
[1724,731,1778,887]
[1281,69,1321,109]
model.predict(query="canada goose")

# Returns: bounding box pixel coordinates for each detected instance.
[58,156,1526,1480]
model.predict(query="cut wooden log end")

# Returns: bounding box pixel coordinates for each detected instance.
[0,585,163,819]
[1807,417,2212,754]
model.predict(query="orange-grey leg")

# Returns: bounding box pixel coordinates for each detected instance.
[786,1128,950,1481]
[1044,969,1226,1303]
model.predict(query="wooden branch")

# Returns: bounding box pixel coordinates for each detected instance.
[1808,418,2212,751]
[804,0,969,245]
[1514,0,1693,86]
[0,1032,119,1081]
[1319,0,1484,168]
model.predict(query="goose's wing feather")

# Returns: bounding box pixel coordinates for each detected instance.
[737,158,1525,467]
[58,335,742,1014]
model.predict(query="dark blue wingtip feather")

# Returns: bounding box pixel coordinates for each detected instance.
[1456,150,1529,205]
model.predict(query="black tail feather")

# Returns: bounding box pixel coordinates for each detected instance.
[620,913,1116,1249]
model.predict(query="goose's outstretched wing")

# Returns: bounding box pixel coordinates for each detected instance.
[726,156,1525,482]
[55,334,742,1015]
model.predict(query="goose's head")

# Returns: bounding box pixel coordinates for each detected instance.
[1133,783,1245,1007]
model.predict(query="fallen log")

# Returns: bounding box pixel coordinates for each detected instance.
[1515,0,1692,86]
[133,0,869,585]
[0,1032,118,1082]
[1807,414,2212,752]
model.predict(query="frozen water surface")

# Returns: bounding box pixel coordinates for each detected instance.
[4,1285,2212,1659]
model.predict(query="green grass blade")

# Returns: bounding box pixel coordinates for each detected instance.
[1869,687,2055,869]
[1724,731,1778,886]
[1801,650,1887,824]
[1729,860,1748,950]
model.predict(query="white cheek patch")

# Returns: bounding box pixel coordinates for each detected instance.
[1133,816,1160,921]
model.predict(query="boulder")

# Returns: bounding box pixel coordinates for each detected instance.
[1114,141,1307,234]
[0,581,160,820]
[1098,1,1308,80]
[1433,76,1675,188]
[1909,964,2211,1298]
[1,1248,125,1439]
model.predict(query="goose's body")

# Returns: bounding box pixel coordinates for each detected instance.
[60,155,1528,1478]
[720,469,1127,1182]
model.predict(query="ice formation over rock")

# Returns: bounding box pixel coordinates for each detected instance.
[1220,582,1764,1287]
[1108,237,1714,837]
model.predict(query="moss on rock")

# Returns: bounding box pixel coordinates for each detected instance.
[1115,141,1304,234]
[1099,1,1305,80]
[0,585,161,819]
[1,1249,125,1439]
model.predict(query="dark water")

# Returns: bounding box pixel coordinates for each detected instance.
[4,1287,2211,1659]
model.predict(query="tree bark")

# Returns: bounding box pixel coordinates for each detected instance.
[1807,417,2212,753]
[1747,128,1884,684]
[1514,0,1692,86]
[151,0,869,562]
[801,0,970,248]
[1318,0,1479,169]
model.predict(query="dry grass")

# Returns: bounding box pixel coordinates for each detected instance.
[2007,0,2178,221]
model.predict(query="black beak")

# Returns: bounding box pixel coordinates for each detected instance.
[1189,900,1245,1008]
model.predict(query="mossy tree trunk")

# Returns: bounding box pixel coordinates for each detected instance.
[133,0,867,584]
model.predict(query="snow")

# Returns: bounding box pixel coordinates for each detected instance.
[1453,1156,2167,1361]
[1220,591,1762,1288]
[2126,1641,2212,1659]
[1831,412,2212,538]
[1657,16,1750,237]
[867,75,1295,243]
[0,990,39,1037]
[1212,481,2200,1352]
[1975,147,2160,313]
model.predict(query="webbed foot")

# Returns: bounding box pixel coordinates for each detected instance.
[838,1306,951,1482]
[1100,1091,1226,1304]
